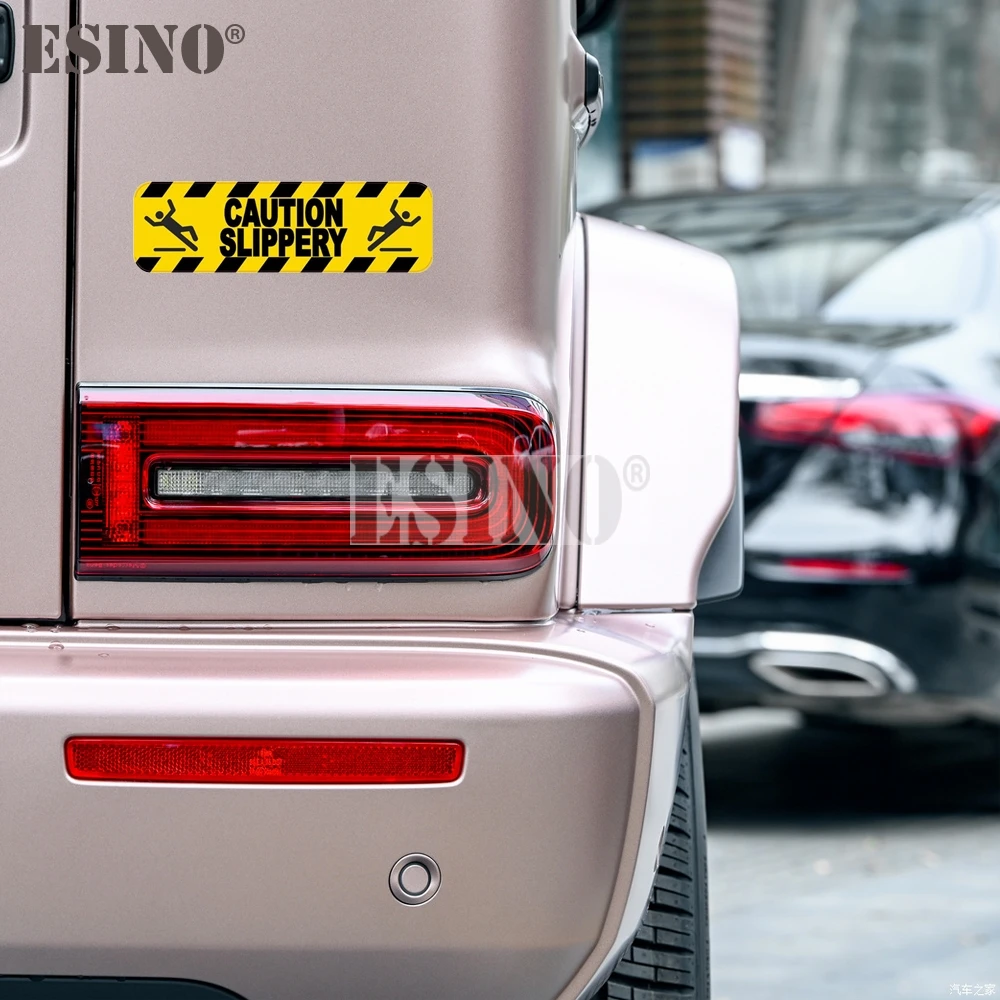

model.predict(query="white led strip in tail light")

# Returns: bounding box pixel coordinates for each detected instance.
[154,465,478,500]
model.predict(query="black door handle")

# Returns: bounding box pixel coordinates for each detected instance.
[0,4,14,85]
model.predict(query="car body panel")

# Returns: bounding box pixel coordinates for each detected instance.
[0,612,691,1000]
[0,0,69,620]
[578,216,740,610]
[72,0,579,622]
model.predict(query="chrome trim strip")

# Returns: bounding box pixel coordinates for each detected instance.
[693,630,917,694]
[738,372,862,402]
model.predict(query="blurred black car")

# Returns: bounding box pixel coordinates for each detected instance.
[596,186,1000,726]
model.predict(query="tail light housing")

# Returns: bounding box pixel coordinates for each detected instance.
[754,393,1000,466]
[78,388,555,579]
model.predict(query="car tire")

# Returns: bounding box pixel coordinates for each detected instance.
[598,682,710,1000]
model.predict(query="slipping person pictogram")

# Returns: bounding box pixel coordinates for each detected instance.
[367,199,422,252]
[144,199,199,252]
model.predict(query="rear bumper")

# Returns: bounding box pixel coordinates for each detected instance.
[0,613,691,1000]
[695,575,1000,715]
[694,621,1000,725]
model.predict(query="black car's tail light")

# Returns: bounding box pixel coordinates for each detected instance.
[754,557,913,585]
[754,393,1000,466]
[78,388,555,579]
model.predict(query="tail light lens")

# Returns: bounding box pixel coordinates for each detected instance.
[755,557,913,584]
[78,388,555,578]
[754,393,1000,466]
[65,737,464,784]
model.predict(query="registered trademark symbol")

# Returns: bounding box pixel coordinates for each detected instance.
[225,24,246,44]
[623,455,650,491]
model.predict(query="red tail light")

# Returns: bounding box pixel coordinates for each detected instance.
[65,737,465,784]
[765,558,912,584]
[754,393,999,466]
[78,388,555,578]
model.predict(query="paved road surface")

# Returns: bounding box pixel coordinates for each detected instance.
[702,710,1000,1000]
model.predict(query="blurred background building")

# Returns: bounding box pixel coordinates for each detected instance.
[579,0,1000,207]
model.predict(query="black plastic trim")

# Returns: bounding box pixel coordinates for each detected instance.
[0,2,14,84]
[697,447,745,604]
[0,979,247,1000]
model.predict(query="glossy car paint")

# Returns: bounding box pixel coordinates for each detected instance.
[578,216,739,609]
[0,0,68,619]
[0,613,690,1000]
[72,0,580,622]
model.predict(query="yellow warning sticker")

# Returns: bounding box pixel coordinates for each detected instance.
[133,181,432,273]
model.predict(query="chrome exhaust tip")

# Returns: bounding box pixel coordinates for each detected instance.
[695,631,917,698]
[749,650,889,698]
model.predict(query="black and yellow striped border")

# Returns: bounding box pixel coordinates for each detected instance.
[134,181,431,274]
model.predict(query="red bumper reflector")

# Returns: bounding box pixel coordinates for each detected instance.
[77,388,555,579]
[65,738,465,785]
